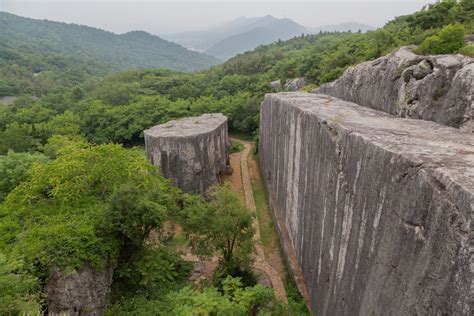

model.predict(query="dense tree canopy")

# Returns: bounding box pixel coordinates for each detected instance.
[0,142,180,310]
[0,151,48,202]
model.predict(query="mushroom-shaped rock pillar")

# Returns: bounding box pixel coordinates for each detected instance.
[144,113,230,193]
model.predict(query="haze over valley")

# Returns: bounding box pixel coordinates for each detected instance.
[2,0,433,60]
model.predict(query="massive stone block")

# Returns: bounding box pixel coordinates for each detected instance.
[144,113,229,193]
[316,47,474,132]
[259,92,473,315]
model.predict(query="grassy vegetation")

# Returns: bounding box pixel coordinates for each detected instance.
[165,228,189,252]
[249,151,310,315]
[252,163,276,250]
[229,140,245,154]
[282,265,311,315]
[458,43,474,56]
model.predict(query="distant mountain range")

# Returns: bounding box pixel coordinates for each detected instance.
[206,17,307,60]
[309,22,374,34]
[164,16,374,60]
[0,12,374,71]
[0,12,220,72]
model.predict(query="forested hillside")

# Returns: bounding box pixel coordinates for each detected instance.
[0,0,472,314]
[0,12,219,76]
[0,0,472,188]
[219,0,473,83]
[0,41,108,97]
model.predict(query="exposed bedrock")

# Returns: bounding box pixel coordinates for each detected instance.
[285,77,305,91]
[315,47,474,132]
[270,79,282,92]
[144,113,229,193]
[259,92,473,315]
[45,263,115,315]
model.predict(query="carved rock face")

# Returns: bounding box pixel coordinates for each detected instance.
[144,113,230,193]
[45,263,115,316]
[259,92,473,316]
[316,46,473,132]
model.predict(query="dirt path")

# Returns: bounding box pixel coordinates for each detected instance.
[231,138,288,303]
[246,146,287,282]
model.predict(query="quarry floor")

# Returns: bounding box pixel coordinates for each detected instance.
[225,138,288,302]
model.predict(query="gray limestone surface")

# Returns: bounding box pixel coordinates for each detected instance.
[144,113,229,192]
[45,263,115,316]
[259,92,473,315]
[270,79,282,92]
[315,47,474,132]
[284,77,305,91]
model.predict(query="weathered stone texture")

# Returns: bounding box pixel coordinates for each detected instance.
[316,47,474,132]
[259,92,473,315]
[270,79,282,92]
[284,77,305,91]
[144,113,229,193]
[45,263,115,316]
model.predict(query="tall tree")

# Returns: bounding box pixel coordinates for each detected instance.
[179,183,254,270]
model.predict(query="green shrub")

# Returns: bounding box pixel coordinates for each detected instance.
[112,247,192,299]
[107,276,275,316]
[0,253,41,315]
[229,140,244,154]
[458,43,474,57]
[417,24,466,54]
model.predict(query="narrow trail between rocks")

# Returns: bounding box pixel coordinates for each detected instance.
[231,138,288,303]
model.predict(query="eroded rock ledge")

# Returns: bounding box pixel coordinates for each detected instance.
[144,113,229,193]
[316,47,474,132]
[259,92,473,315]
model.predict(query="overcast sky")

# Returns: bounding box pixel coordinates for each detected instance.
[0,0,435,34]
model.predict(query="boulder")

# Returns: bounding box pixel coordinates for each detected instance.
[144,113,230,193]
[315,46,474,132]
[45,263,115,316]
[259,92,473,315]
[284,77,305,91]
[270,80,282,92]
